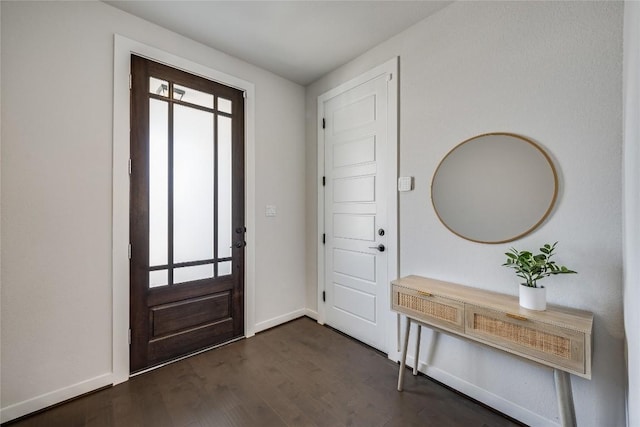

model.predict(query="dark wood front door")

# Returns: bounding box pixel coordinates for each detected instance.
[130,55,245,373]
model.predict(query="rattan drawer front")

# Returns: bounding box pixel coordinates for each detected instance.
[465,305,586,375]
[392,285,464,333]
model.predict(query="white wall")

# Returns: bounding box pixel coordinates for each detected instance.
[0,0,3,411]
[306,2,625,426]
[623,2,640,426]
[0,1,306,421]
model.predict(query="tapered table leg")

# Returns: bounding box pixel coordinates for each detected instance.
[413,324,422,375]
[554,369,577,427]
[397,317,412,391]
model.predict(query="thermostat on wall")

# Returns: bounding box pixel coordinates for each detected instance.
[398,176,414,192]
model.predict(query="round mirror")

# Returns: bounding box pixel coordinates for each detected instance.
[431,133,558,244]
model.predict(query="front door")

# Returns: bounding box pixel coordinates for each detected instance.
[322,72,391,351]
[130,55,245,372]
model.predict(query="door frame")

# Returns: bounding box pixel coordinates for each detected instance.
[316,57,399,358]
[112,35,256,385]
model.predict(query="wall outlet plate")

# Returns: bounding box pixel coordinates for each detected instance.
[265,205,277,217]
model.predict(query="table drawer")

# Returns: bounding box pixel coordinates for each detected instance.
[392,284,464,333]
[465,305,586,375]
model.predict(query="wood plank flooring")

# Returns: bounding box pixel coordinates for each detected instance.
[6,317,524,427]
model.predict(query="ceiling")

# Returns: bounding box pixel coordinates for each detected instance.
[104,1,452,85]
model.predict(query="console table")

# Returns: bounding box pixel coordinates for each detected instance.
[392,275,593,427]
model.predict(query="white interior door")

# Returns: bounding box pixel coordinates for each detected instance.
[322,73,390,351]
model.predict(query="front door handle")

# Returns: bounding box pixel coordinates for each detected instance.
[368,244,385,252]
[234,241,246,248]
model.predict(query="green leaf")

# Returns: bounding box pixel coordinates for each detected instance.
[501,241,575,284]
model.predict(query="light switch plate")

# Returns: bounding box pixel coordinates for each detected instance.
[398,176,414,192]
[265,205,277,217]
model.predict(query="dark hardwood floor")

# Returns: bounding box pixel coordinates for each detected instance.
[7,317,524,427]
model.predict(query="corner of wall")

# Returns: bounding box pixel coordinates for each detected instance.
[0,0,3,412]
[623,2,640,426]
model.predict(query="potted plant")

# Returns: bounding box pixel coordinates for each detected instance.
[503,242,577,311]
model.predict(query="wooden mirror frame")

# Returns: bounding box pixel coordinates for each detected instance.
[431,133,558,244]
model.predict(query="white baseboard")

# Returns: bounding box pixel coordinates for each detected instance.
[0,373,113,423]
[304,308,318,320]
[405,356,559,427]
[254,308,306,333]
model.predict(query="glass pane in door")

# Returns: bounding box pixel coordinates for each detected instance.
[149,99,169,276]
[217,98,232,114]
[149,270,168,288]
[217,116,232,260]
[149,77,169,97]
[174,84,214,108]
[173,104,215,266]
[174,264,214,284]
[218,261,232,277]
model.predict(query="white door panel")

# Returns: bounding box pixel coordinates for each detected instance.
[333,214,376,241]
[332,95,376,133]
[332,272,376,295]
[333,176,376,203]
[333,136,376,168]
[322,73,389,351]
[332,283,376,323]
[331,163,377,179]
[333,248,376,282]
[332,237,376,253]
[332,203,377,215]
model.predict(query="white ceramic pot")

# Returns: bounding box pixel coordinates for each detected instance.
[519,284,547,311]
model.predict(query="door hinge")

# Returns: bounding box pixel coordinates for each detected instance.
[322,176,326,187]
[322,291,326,302]
[128,329,131,345]
[322,233,326,244]
[128,158,132,175]
[128,243,132,260]
[129,74,132,90]
[322,118,326,129]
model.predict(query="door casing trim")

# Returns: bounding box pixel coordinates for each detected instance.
[112,34,256,385]
[316,57,399,358]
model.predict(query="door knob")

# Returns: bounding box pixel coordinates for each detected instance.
[369,244,385,252]
[234,241,246,248]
